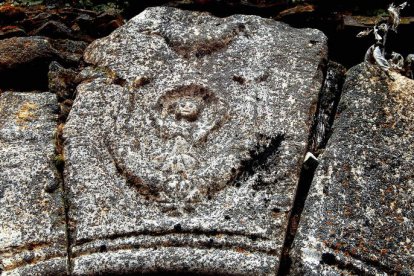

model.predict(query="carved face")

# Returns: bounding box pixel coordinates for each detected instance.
[175,97,200,121]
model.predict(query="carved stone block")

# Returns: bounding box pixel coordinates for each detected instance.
[64,7,327,274]
[0,92,67,275]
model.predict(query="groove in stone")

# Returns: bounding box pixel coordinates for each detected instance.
[162,24,246,59]
[277,61,346,275]
[73,237,277,259]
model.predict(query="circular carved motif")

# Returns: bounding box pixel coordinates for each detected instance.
[110,84,253,206]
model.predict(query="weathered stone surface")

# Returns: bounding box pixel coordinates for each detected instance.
[49,39,89,65]
[0,36,60,72]
[0,36,87,90]
[0,37,61,90]
[291,64,414,275]
[63,6,327,274]
[31,20,73,39]
[0,92,68,275]
[0,4,124,43]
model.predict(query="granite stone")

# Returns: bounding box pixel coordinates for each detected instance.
[64,6,327,275]
[0,92,68,275]
[291,64,414,275]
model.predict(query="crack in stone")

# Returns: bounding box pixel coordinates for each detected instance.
[55,124,73,275]
[308,61,347,153]
[277,61,346,275]
[52,79,77,276]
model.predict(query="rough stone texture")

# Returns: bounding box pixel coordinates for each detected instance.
[32,21,74,39]
[63,6,327,274]
[0,36,60,72]
[0,92,68,275]
[291,64,414,275]
[48,61,79,102]
[48,39,89,65]
[0,36,86,90]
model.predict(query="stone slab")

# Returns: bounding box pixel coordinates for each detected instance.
[291,64,414,275]
[64,6,327,274]
[0,92,68,275]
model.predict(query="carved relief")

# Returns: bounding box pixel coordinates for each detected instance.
[110,84,240,206]
[162,24,246,59]
[154,84,228,142]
